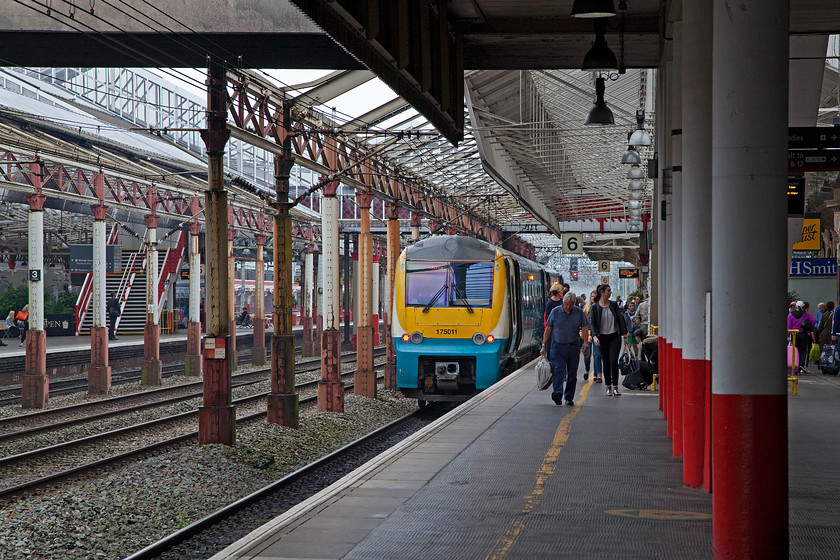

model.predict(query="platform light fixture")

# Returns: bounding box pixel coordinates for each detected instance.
[626,164,644,180]
[584,77,615,125]
[621,146,642,164]
[582,19,618,71]
[571,0,617,18]
[628,109,652,146]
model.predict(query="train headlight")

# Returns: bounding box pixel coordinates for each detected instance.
[401,334,410,343]
[410,332,424,344]
[472,333,486,345]
[486,335,495,343]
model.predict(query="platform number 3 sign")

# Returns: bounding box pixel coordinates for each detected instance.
[29,270,41,281]
[561,233,583,255]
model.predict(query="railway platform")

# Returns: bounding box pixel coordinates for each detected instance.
[211,360,837,560]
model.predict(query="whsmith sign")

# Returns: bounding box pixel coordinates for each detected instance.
[790,258,837,278]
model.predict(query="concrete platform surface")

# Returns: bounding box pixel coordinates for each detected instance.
[210,360,838,560]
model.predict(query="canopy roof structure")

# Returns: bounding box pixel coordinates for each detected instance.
[0,4,836,265]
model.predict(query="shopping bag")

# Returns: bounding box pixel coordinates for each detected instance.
[809,343,821,362]
[536,357,552,390]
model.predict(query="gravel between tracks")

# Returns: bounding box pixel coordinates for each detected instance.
[0,381,417,560]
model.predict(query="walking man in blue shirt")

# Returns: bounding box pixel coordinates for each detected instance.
[541,292,590,406]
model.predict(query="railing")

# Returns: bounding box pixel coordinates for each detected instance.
[114,241,146,330]
[160,310,175,334]
[156,230,188,320]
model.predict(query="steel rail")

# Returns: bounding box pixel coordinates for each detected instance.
[0,371,385,500]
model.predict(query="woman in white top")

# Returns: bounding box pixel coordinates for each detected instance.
[588,284,628,396]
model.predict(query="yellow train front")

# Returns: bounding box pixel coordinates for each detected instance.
[393,235,555,404]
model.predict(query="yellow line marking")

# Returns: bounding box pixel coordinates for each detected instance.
[484,378,592,560]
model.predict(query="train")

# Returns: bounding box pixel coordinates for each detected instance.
[392,235,562,405]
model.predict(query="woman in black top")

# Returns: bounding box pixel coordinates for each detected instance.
[589,284,627,396]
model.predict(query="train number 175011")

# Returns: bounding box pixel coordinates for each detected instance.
[436,328,457,336]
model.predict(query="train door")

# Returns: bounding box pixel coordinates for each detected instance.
[504,257,522,352]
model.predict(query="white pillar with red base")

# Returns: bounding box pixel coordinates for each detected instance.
[21,185,48,408]
[185,220,203,376]
[372,257,380,345]
[681,0,712,490]
[301,245,316,356]
[87,203,111,395]
[317,179,344,412]
[669,24,684,459]
[142,213,162,385]
[712,1,789,556]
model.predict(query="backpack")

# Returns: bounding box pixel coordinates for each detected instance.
[618,350,639,377]
[109,299,121,317]
[622,369,647,390]
[819,345,840,375]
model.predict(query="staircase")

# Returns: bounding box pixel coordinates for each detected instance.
[77,238,185,335]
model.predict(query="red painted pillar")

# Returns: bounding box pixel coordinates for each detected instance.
[704,359,712,493]
[355,190,376,398]
[85,172,112,396]
[267,104,299,427]
[198,60,235,445]
[21,164,49,408]
[711,1,788,556]
[383,200,401,390]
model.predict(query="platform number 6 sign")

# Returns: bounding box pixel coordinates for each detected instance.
[561,233,583,255]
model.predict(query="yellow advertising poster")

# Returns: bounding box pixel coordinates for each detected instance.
[792,218,820,250]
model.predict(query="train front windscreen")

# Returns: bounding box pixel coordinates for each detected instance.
[404,261,494,310]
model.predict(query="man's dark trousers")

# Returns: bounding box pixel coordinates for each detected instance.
[550,341,581,402]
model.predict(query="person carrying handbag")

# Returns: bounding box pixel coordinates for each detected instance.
[589,284,628,397]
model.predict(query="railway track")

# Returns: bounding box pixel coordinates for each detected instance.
[0,363,386,500]
[0,345,293,406]
[123,407,445,560]
[0,348,384,439]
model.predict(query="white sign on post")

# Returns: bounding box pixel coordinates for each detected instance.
[561,233,583,254]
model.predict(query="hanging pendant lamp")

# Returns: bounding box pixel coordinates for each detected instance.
[571,0,617,18]
[621,146,642,164]
[582,19,618,71]
[584,77,615,125]
[628,109,652,146]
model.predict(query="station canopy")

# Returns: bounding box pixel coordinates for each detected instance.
[0,41,838,265]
